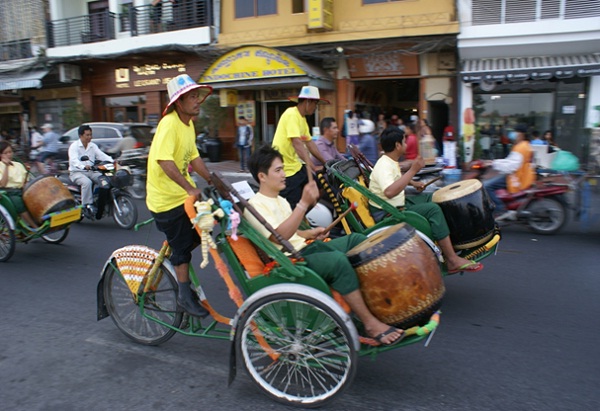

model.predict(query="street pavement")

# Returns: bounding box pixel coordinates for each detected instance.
[0,163,599,410]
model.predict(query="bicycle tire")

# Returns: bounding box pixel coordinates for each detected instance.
[236,292,357,408]
[103,262,182,345]
[0,211,16,262]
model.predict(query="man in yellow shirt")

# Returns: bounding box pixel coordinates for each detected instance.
[146,74,212,318]
[272,86,327,208]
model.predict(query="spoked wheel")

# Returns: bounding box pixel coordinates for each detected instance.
[112,194,138,230]
[526,197,567,234]
[237,290,357,408]
[41,227,69,244]
[0,211,16,262]
[103,261,182,345]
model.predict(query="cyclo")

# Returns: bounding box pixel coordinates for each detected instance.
[0,174,82,262]
[97,172,445,408]
[320,150,501,276]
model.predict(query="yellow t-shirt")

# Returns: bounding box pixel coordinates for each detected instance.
[243,192,307,252]
[369,155,405,208]
[146,111,199,213]
[272,106,310,177]
[0,161,27,188]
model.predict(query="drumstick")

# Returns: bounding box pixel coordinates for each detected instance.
[322,202,357,234]
[422,175,443,189]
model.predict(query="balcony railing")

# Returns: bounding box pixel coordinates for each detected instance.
[47,11,117,47]
[47,1,212,48]
[0,39,34,62]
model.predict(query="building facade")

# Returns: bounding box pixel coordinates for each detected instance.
[210,0,460,153]
[457,0,600,163]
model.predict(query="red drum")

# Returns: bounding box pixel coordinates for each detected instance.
[346,223,444,329]
[432,179,495,250]
[22,175,76,225]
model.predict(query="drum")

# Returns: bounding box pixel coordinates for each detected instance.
[346,223,444,329]
[22,175,76,225]
[432,179,495,250]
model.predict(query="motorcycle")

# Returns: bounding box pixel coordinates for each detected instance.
[58,157,138,230]
[466,160,569,234]
[116,148,147,200]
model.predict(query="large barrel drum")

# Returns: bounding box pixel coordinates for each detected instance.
[22,175,76,225]
[432,179,495,250]
[347,223,444,329]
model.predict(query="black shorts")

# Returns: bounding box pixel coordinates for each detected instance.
[280,165,309,209]
[151,204,200,266]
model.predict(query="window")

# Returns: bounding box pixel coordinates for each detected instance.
[472,0,600,25]
[235,0,277,18]
[292,0,305,14]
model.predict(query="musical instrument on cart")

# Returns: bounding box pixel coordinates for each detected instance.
[97,171,442,408]
[323,158,501,276]
[0,175,82,262]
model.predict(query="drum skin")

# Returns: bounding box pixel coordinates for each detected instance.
[22,175,76,225]
[432,179,495,250]
[347,223,444,329]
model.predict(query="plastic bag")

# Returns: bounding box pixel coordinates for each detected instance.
[550,150,580,171]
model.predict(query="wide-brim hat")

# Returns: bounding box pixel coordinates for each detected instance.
[288,85,330,104]
[41,123,53,130]
[163,74,213,116]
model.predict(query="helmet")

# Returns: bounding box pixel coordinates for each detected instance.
[111,169,133,189]
[305,203,333,228]
[358,119,375,134]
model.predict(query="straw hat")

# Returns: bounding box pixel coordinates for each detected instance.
[163,74,212,116]
[288,86,330,104]
[41,123,53,130]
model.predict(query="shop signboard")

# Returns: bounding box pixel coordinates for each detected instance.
[200,46,307,84]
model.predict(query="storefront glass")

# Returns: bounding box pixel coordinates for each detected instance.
[104,95,146,123]
[473,78,587,157]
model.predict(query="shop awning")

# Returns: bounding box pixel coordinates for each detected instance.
[0,69,50,91]
[199,46,333,90]
[461,54,600,83]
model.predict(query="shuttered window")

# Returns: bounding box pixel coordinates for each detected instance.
[472,0,600,25]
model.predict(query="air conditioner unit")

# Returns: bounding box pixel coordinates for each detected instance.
[58,64,82,83]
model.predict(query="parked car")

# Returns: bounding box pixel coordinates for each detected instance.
[57,122,153,160]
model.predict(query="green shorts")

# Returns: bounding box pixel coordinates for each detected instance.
[6,191,26,214]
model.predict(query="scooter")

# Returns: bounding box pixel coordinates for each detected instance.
[467,160,569,234]
[58,157,138,230]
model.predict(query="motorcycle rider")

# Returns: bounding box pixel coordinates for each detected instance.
[68,124,114,219]
[482,124,535,221]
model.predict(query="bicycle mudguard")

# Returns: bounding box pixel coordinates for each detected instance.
[97,245,175,321]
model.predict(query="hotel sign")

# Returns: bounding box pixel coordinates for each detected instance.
[114,63,187,89]
[200,46,306,84]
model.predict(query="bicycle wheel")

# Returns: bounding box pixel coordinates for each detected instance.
[237,292,357,408]
[112,194,138,230]
[41,227,69,244]
[0,211,16,262]
[103,262,182,345]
